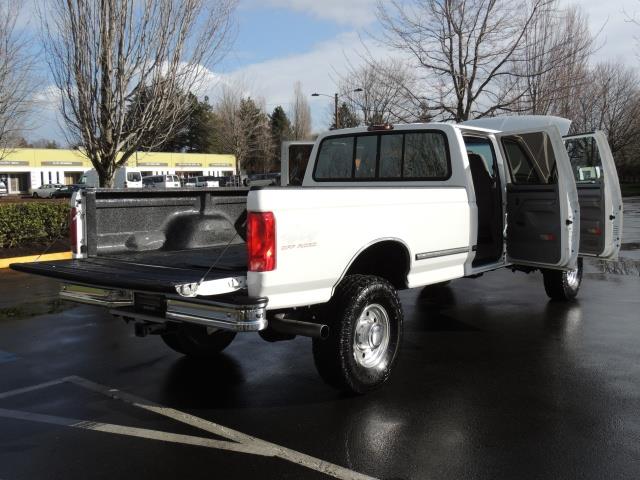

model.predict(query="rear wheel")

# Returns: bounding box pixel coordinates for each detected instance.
[312,274,403,394]
[32,192,38,198]
[542,257,583,301]
[161,324,236,358]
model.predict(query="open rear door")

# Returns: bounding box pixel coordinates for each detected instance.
[496,127,579,269]
[564,131,623,259]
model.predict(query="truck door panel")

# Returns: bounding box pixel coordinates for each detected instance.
[574,184,605,255]
[506,184,561,264]
[564,132,623,259]
[496,128,579,269]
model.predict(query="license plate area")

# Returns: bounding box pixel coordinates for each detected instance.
[134,293,167,316]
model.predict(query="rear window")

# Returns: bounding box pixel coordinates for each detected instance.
[313,130,450,182]
[127,172,141,182]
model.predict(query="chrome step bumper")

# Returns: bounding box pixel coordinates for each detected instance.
[60,283,268,332]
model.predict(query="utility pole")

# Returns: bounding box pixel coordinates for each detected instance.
[311,89,363,130]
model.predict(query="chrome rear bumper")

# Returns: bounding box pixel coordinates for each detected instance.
[60,283,268,332]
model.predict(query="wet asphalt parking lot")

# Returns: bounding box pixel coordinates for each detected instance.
[0,199,639,480]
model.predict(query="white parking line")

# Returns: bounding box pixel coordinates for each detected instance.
[0,407,271,456]
[0,376,377,480]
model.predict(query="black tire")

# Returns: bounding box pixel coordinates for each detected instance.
[161,324,236,358]
[542,257,583,301]
[312,274,403,394]
[32,192,38,198]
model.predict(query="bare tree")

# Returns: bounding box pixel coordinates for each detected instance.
[516,3,593,116]
[336,57,421,125]
[376,0,564,121]
[571,63,640,155]
[42,0,236,187]
[0,3,36,157]
[290,81,312,140]
[213,86,272,174]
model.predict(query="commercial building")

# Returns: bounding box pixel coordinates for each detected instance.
[0,148,236,194]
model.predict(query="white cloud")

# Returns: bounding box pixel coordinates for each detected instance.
[200,32,394,132]
[248,0,377,27]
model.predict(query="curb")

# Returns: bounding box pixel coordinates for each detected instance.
[0,251,72,269]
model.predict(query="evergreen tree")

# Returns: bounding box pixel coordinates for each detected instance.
[239,98,272,174]
[332,102,360,129]
[269,106,291,170]
[127,88,217,153]
[162,94,217,153]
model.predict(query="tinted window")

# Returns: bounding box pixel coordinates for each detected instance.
[565,136,603,183]
[315,136,354,180]
[354,135,377,179]
[502,132,557,185]
[380,134,402,178]
[314,130,450,182]
[127,172,141,182]
[403,132,448,178]
[464,136,497,177]
[154,176,163,183]
[503,140,541,184]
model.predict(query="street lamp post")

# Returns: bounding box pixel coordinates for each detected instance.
[312,89,363,129]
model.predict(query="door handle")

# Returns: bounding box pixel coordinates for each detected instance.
[609,215,616,220]
[566,220,573,225]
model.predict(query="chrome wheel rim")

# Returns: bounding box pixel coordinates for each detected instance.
[566,267,580,288]
[353,304,390,369]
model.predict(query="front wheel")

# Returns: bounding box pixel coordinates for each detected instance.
[312,274,403,394]
[161,324,236,358]
[542,257,583,301]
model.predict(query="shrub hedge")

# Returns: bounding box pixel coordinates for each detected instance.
[0,202,71,249]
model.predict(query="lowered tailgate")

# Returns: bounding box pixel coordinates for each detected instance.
[11,255,246,296]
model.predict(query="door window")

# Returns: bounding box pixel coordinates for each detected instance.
[565,136,603,183]
[502,132,558,185]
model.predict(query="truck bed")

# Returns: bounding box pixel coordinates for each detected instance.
[12,244,247,294]
[12,188,250,296]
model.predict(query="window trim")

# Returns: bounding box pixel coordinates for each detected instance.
[312,129,452,183]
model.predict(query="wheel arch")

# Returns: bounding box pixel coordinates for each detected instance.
[336,238,411,291]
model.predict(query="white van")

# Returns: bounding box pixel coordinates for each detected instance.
[80,167,143,189]
[142,174,181,188]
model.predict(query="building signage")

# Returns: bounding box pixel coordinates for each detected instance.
[176,162,203,167]
[41,161,84,166]
[137,162,169,167]
[0,160,29,166]
[209,162,232,167]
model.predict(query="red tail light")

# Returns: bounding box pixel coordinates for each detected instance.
[70,207,78,254]
[247,212,276,272]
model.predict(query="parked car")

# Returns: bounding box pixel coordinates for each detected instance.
[0,179,7,196]
[142,175,181,188]
[195,176,220,187]
[32,184,64,198]
[51,184,82,198]
[12,116,623,394]
[183,177,197,187]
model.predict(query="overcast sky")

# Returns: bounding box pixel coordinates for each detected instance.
[25,0,640,144]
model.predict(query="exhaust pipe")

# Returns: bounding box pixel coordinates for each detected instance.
[268,314,329,339]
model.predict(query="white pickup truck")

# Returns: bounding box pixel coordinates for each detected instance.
[13,116,623,394]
